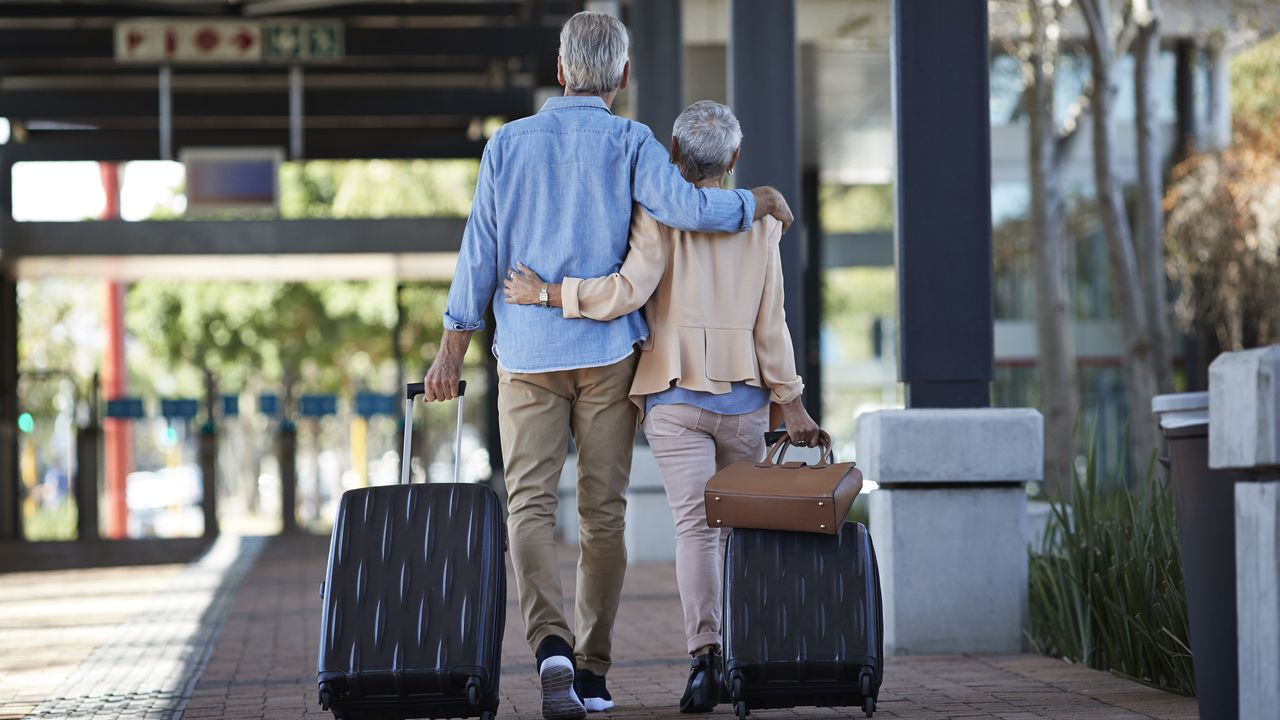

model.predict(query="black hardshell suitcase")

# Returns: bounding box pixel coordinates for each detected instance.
[722,522,884,719]
[318,381,507,720]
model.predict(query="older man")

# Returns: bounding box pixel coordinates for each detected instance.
[423,10,792,720]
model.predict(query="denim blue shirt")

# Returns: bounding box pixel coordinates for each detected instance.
[645,382,771,417]
[443,96,757,374]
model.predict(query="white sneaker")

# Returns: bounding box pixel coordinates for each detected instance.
[582,697,615,713]
[539,655,587,720]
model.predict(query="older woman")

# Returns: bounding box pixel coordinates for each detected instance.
[504,100,819,713]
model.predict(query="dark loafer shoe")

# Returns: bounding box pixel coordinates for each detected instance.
[678,653,723,713]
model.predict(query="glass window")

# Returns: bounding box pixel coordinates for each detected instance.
[990,53,1024,126]
[992,182,1034,321]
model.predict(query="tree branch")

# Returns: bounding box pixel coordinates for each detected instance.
[1053,0,1139,167]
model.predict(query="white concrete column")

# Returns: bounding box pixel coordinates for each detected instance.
[1209,346,1280,717]
[855,408,1042,655]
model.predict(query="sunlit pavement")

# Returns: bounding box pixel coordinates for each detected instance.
[1,535,1197,720]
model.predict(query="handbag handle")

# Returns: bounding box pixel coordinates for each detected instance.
[757,430,836,468]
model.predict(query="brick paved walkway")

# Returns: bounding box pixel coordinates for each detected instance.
[0,563,186,719]
[0,537,264,720]
[181,535,1197,720]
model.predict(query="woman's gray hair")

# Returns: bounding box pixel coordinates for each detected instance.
[559,11,629,95]
[672,100,743,182]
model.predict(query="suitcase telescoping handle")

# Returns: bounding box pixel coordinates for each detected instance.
[402,381,467,485]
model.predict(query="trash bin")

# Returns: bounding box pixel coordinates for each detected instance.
[1153,392,1241,720]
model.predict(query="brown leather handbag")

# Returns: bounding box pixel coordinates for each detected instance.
[704,432,862,535]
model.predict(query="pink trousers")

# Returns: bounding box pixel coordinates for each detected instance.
[642,403,769,654]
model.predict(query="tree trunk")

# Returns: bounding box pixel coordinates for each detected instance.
[1028,0,1079,495]
[1080,0,1162,480]
[1133,0,1174,394]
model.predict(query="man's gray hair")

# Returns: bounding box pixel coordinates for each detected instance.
[672,100,743,182]
[559,11,629,95]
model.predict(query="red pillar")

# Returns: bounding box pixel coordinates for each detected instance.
[99,163,130,539]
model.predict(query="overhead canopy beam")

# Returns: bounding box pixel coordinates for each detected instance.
[5,128,486,161]
[0,87,533,119]
[0,27,560,61]
[0,2,541,18]
[4,217,468,257]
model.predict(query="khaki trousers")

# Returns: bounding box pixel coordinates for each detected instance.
[642,402,769,654]
[497,353,639,676]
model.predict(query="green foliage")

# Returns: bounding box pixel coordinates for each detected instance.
[279,159,479,219]
[819,184,894,233]
[822,267,896,361]
[1028,441,1194,696]
[16,280,103,452]
[25,498,76,541]
[125,280,453,400]
[1232,33,1280,142]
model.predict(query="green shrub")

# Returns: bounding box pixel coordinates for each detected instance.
[1028,445,1194,696]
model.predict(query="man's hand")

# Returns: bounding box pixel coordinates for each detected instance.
[780,397,821,448]
[423,330,473,402]
[750,186,794,232]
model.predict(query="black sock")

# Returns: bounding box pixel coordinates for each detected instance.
[536,635,576,671]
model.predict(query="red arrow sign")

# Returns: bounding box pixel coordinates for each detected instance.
[232,29,256,52]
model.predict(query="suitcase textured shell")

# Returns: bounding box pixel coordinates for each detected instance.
[723,522,883,715]
[318,483,506,719]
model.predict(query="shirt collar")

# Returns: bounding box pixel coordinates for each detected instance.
[538,95,612,114]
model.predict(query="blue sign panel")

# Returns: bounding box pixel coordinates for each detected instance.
[299,394,338,418]
[221,395,240,417]
[258,393,279,416]
[355,392,397,418]
[160,398,199,420]
[105,397,145,419]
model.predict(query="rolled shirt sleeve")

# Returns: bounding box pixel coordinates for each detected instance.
[443,139,501,332]
[631,129,755,233]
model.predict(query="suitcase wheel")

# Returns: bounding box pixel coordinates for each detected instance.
[859,671,876,717]
[729,672,744,701]
[466,676,482,706]
[734,700,748,720]
[318,685,332,711]
[481,712,496,720]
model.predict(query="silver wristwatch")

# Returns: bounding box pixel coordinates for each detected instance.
[539,285,549,308]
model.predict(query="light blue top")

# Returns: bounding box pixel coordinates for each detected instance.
[443,96,757,374]
[645,382,771,416]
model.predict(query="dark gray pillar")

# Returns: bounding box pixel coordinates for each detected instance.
[76,419,100,541]
[199,427,218,538]
[1175,40,1199,161]
[891,0,993,409]
[801,167,822,423]
[278,421,298,534]
[0,265,18,542]
[729,0,804,371]
[0,149,19,541]
[631,0,684,145]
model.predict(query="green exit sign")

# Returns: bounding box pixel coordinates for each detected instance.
[263,20,342,62]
